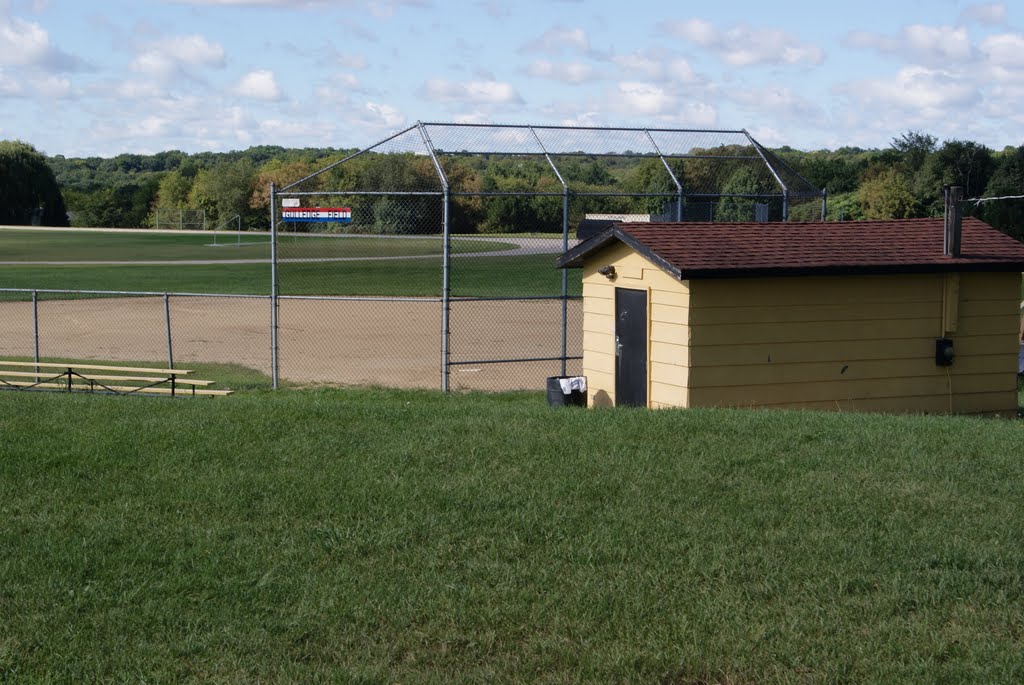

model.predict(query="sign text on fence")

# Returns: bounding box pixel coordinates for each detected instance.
[282,207,352,223]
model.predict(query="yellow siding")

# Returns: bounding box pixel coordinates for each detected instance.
[688,272,1020,415]
[578,244,1019,415]
[580,242,691,408]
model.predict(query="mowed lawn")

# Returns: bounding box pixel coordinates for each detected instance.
[0,229,572,297]
[2,387,1024,683]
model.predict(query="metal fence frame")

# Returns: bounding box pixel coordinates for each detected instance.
[270,121,825,391]
[2,123,824,393]
[1,288,272,375]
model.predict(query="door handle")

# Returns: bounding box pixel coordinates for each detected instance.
[615,335,623,357]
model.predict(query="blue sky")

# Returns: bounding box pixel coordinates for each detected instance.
[0,0,1021,157]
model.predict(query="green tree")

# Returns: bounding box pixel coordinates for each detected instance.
[188,159,257,228]
[0,140,68,226]
[914,140,995,215]
[858,168,919,219]
[978,146,1024,240]
[64,180,157,228]
[155,170,193,208]
[890,130,937,174]
[622,158,677,215]
[715,166,780,221]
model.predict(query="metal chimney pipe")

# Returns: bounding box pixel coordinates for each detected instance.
[943,186,963,257]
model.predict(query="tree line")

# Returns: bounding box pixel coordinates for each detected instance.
[1,132,1022,240]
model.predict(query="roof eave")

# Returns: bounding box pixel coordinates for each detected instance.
[556,226,684,280]
[675,261,1024,279]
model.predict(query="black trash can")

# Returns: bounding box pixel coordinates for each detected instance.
[546,376,587,407]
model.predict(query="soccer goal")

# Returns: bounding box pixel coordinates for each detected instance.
[206,215,271,247]
[154,208,206,231]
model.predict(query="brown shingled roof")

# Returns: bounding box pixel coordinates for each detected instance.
[556,218,1024,278]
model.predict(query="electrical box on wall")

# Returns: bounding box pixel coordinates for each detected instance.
[935,338,955,366]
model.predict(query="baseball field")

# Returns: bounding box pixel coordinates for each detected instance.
[0,227,582,389]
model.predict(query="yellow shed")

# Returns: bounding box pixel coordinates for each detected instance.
[556,217,1024,415]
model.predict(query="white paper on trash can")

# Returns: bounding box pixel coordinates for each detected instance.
[558,376,586,394]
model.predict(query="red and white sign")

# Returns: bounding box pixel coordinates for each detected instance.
[281,207,352,223]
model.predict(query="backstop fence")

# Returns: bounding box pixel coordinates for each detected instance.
[0,123,824,393]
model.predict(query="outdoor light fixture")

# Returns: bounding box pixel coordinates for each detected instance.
[935,338,955,366]
[598,265,616,279]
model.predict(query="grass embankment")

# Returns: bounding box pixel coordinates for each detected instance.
[2,388,1023,683]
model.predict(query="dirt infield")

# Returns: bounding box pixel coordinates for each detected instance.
[0,296,583,391]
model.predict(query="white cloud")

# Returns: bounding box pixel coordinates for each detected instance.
[86,97,269,154]
[844,25,971,66]
[747,126,788,147]
[617,82,674,115]
[476,1,508,19]
[355,101,405,129]
[315,73,372,105]
[0,10,81,70]
[258,118,335,139]
[672,102,717,127]
[662,19,824,67]
[835,66,979,118]
[127,115,174,138]
[33,74,71,98]
[612,51,663,80]
[960,3,1007,25]
[113,79,165,99]
[603,82,718,126]
[980,33,1024,71]
[130,34,225,80]
[453,111,493,124]
[233,69,283,100]
[130,52,176,79]
[320,73,361,92]
[558,111,604,127]
[612,50,703,84]
[166,0,361,6]
[160,35,226,66]
[329,51,368,70]
[521,26,591,55]
[419,78,523,104]
[726,85,826,121]
[526,59,594,84]
[0,68,22,95]
[368,0,430,19]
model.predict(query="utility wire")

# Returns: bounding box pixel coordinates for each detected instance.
[965,194,1024,206]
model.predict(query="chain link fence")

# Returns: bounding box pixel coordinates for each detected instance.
[272,122,823,391]
[2,123,823,393]
[0,289,272,387]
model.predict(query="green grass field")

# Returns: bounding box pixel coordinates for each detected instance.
[0,228,513,262]
[0,229,573,298]
[0,254,576,298]
[2,386,1023,683]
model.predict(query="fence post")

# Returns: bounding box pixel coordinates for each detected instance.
[32,290,40,382]
[164,292,174,370]
[270,182,280,389]
[561,189,569,377]
[441,187,451,392]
